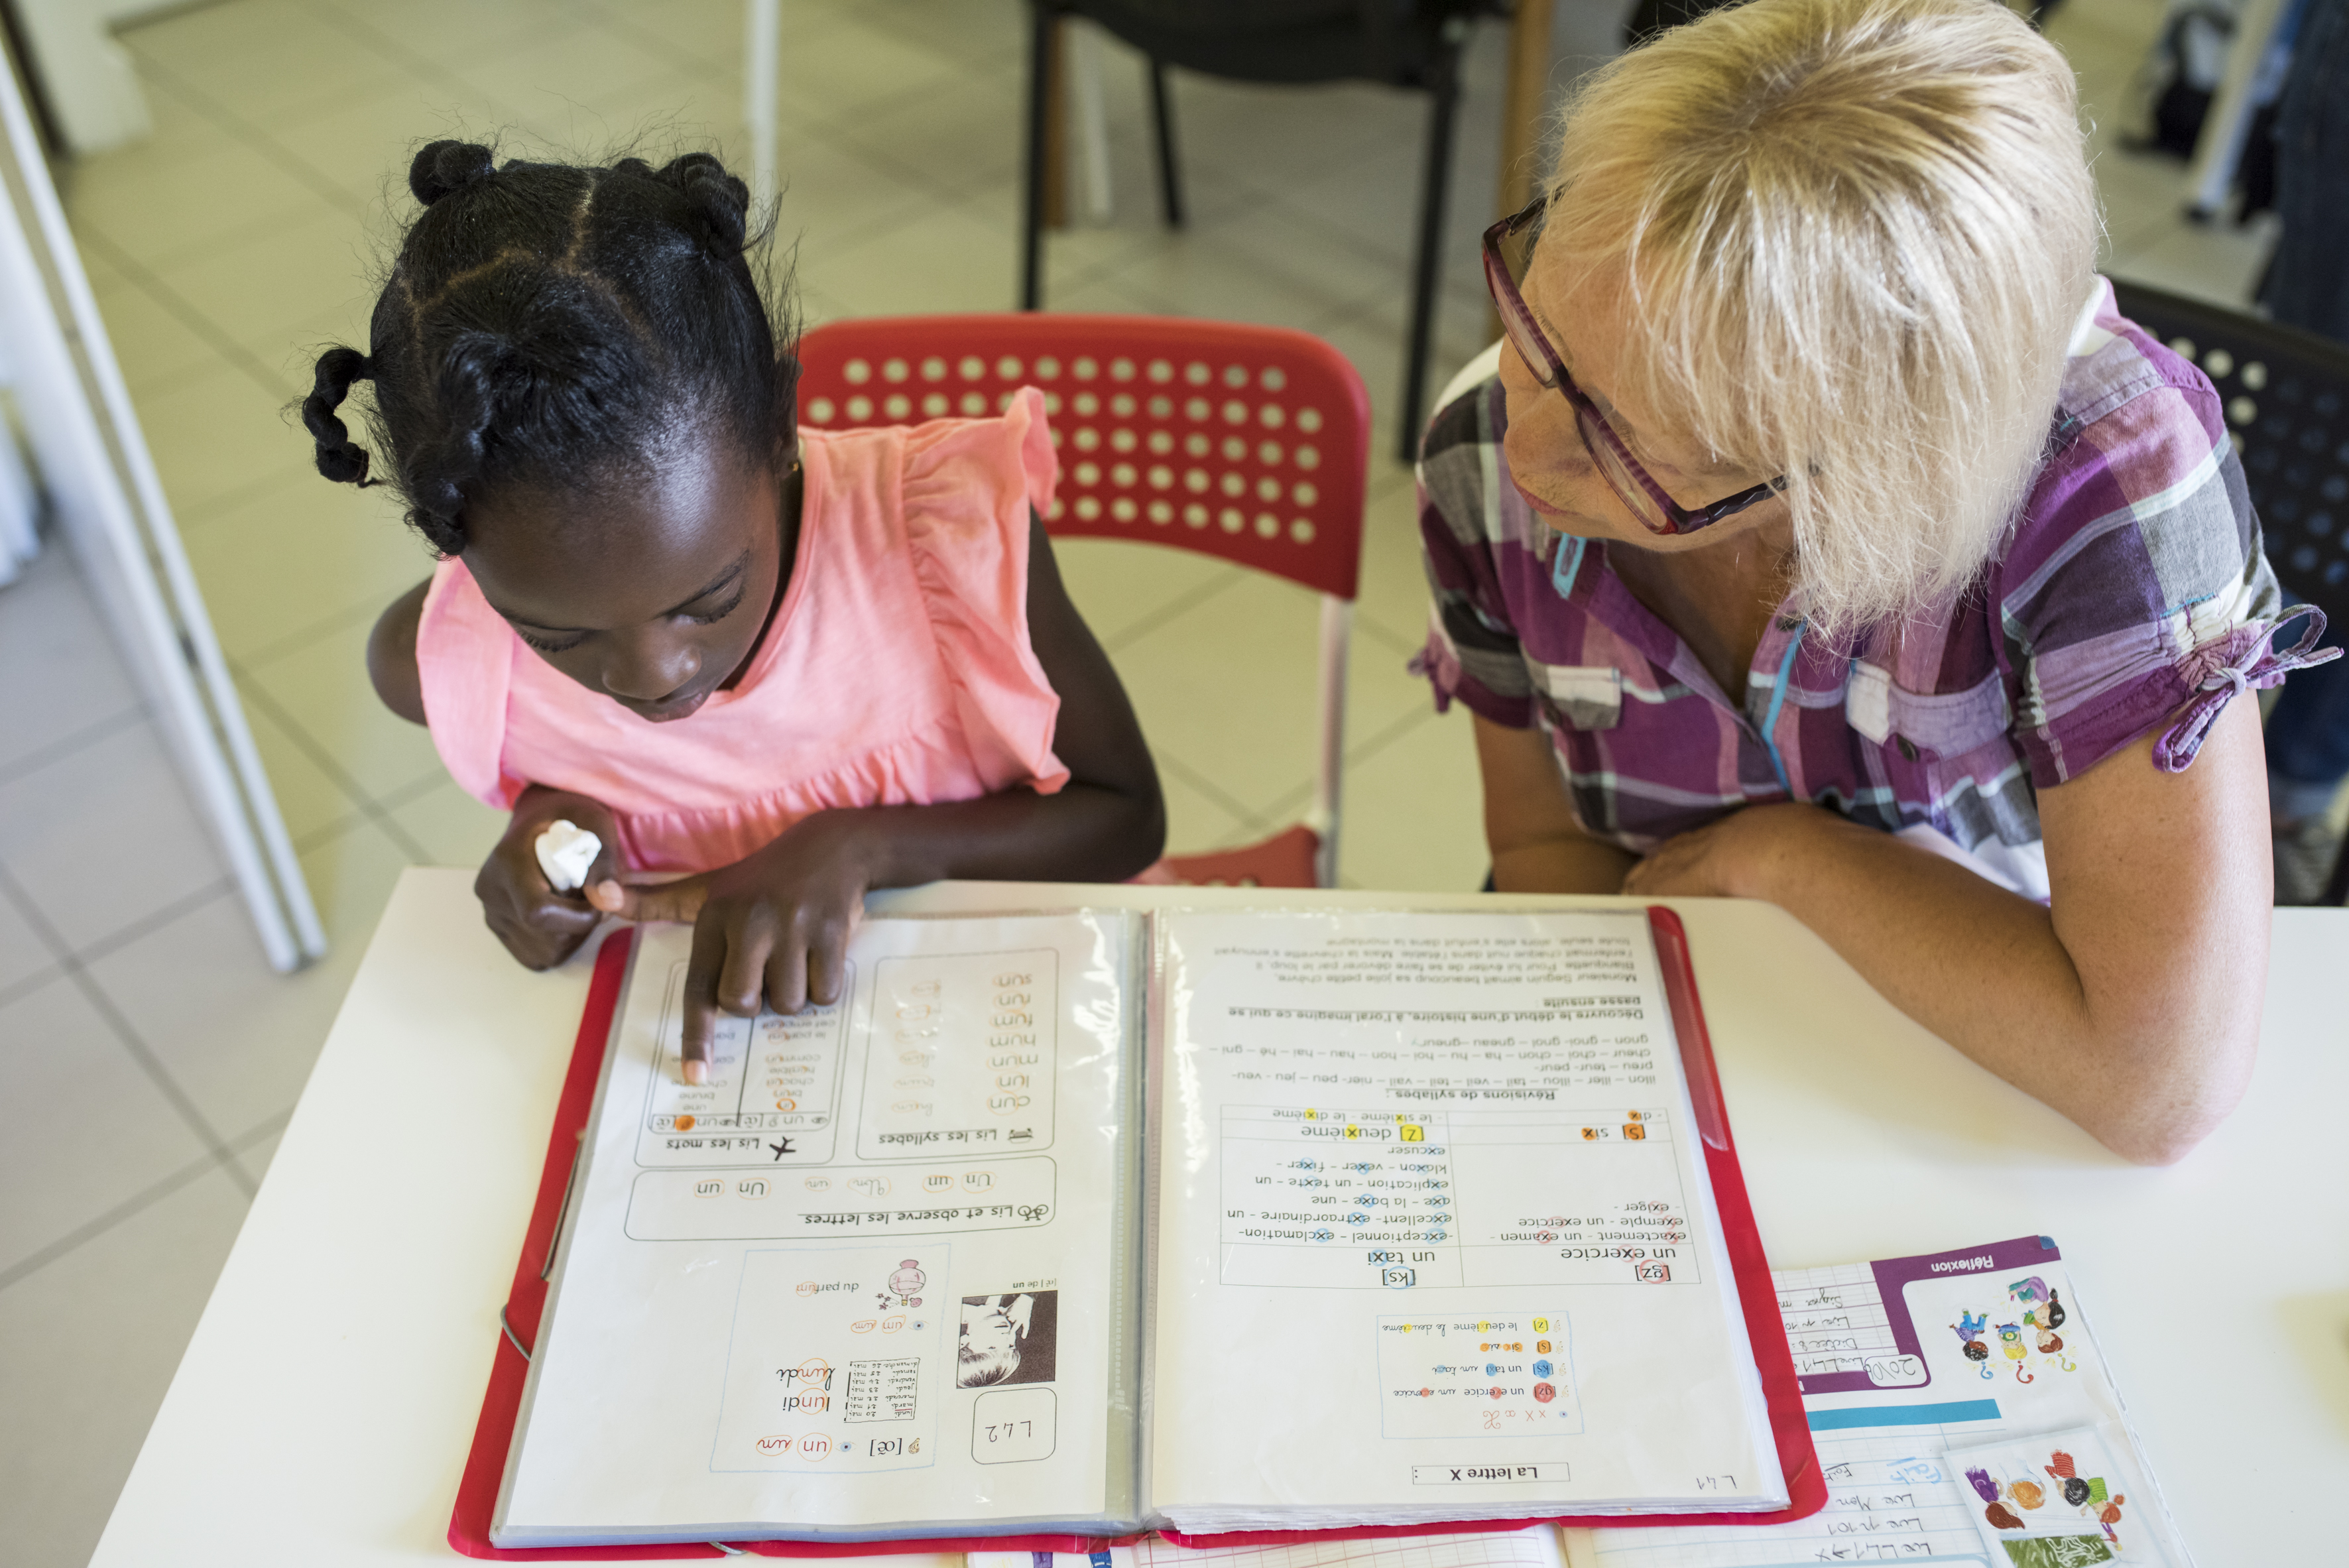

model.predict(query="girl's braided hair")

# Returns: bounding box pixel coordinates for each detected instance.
[301,141,796,556]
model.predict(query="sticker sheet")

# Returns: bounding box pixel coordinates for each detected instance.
[1564,1235,2193,1567]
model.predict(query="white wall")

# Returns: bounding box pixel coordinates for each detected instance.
[1,35,324,966]
[13,0,188,156]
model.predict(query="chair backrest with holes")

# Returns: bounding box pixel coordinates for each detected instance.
[2112,280,2349,634]
[793,315,1369,599]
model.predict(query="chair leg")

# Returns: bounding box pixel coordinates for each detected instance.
[1398,33,1465,463]
[1020,2,1055,310]
[1071,24,1114,221]
[1148,58,1186,229]
[1310,596,1352,888]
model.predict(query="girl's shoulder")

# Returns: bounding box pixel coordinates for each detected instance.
[800,387,1057,555]
[788,389,1060,701]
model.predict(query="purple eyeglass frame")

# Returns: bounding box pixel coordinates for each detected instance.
[1482,194,1783,536]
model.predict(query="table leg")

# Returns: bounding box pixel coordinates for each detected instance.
[2184,0,2290,220]
[1490,0,1557,341]
[1042,13,1068,233]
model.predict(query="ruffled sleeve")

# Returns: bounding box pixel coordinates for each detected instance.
[894,386,1070,796]
[415,557,525,810]
[2152,603,2335,769]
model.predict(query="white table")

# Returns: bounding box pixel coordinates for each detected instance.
[91,869,2349,1564]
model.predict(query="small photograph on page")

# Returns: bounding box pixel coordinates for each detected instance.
[957,1292,1057,1388]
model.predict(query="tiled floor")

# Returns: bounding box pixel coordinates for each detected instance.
[0,0,2283,1559]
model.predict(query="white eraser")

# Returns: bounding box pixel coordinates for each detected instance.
[535,819,602,893]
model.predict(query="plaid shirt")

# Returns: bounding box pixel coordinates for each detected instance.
[1416,278,2322,895]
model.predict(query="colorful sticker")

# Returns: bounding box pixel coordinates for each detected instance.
[1943,1272,2082,1386]
[1946,1425,2159,1564]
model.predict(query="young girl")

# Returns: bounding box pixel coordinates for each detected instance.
[303,141,1164,1073]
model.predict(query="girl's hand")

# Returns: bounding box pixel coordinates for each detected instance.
[584,515,1169,1083]
[476,788,625,970]
[591,812,875,1080]
[1620,802,1832,900]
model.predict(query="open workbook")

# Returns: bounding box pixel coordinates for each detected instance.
[481,908,1808,1550]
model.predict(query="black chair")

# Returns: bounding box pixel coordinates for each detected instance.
[2110,278,2349,904]
[1020,0,1497,462]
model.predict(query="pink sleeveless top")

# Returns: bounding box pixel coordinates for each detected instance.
[414,389,1069,874]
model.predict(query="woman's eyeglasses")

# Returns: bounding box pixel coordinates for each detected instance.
[1482,195,1784,537]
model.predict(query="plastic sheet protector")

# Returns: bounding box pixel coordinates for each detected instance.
[494,912,1148,1547]
[489,907,1792,1547]
[1148,909,1783,1532]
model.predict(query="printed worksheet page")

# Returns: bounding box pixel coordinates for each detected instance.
[1148,909,1783,1532]
[493,912,1145,1547]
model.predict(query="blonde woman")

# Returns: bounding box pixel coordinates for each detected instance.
[1417,0,2330,1163]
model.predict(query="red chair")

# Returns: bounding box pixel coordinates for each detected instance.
[795,314,1370,886]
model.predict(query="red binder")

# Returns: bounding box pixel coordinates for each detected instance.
[450,908,1824,1559]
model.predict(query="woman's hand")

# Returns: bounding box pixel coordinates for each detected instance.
[1621,802,1841,899]
[475,786,625,970]
[591,812,877,1079]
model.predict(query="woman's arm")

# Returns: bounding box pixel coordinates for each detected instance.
[1476,714,1638,893]
[605,518,1166,1065]
[1623,699,2271,1165]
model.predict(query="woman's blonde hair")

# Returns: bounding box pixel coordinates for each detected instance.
[1544,0,2099,636]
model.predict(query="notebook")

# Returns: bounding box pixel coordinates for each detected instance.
[1561,1235,2193,1566]
[469,906,1817,1551]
